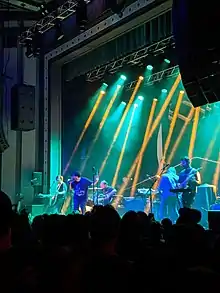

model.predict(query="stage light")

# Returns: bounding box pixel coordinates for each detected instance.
[121,101,126,105]
[164,58,170,64]
[103,83,108,87]
[180,90,185,94]
[147,65,153,70]
[161,89,168,94]
[138,96,144,101]
[100,90,106,94]
[120,75,127,81]
[134,103,138,108]
[117,84,122,88]
[153,98,158,101]
[139,76,144,80]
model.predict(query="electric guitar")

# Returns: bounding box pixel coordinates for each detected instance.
[38,193,58,207]
[178,167,202,189]
[174,167,202,208]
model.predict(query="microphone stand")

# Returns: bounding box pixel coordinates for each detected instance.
[148,166,167,214]
[92,168,96,205]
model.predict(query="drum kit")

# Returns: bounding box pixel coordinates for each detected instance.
[86,187,161,215]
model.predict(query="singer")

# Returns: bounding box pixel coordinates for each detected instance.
[70,171,99,214]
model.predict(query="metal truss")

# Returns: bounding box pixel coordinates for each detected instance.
[86,35,175,82]
[19,0,91,44]
[125,65,179,90]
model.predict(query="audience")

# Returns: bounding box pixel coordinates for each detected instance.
[0,189,220,292]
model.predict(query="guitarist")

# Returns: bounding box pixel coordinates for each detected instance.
[178,156,201,208]
[49,175,67,214]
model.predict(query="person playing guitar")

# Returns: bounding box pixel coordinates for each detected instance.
[49,175,67,214]
[178,157,201,208]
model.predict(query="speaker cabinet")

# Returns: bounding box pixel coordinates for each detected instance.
[32,172,42,186]
[172,0,220,107]
[11,84,35,131]
[208,211,220,232]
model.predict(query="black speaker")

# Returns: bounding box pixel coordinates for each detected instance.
[208,211,220,232]
[172,0,220,107]
[31,172,42,186]
[11,84,35,131]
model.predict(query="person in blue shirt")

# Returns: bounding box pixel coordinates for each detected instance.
[158,167,179,222]
[70,171,99,214]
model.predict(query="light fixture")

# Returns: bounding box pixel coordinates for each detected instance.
[100,90,106,94]
[138,96,144,101]
[139,76,144,80]
[120,75,127,81]
[147,65,153,70]
[134,103,138,108]
[161,89,168,94]
[164,58,170,64]
[180,90,185,94]
[121,101,126,105]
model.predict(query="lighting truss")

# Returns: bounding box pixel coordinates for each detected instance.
[19,0,91,44]
[125,65,179,91]
[86,35,175,82]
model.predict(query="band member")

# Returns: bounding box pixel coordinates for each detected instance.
[50,175,67,214]
[97,180,117,206]
[158,167,179,222]
[178,156,201,208]
[70,171,99,214]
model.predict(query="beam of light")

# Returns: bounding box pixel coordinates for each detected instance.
[188,107,200,159]
[212,151,220,189]
[80,85,121,173]
[201,125,220,176]
[114,74,181,205]
[99,76,144,176]
[130,98,157,197]
[167,107,195,164]
[152,90,184,191]
[164,90,184,158]
[63,90,105,175]
[112,105,137,188]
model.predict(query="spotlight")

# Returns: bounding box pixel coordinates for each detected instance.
[117,84,121,88]
[138,96,144,101]
[161,89,168,94]
[100,90,106,95]
[139,76,144,80]
[147,65,153,70]
[164,58,170,64]
[134,103,138,108]
[121,101,126,105]
[103,83,108,87]
[120,75,127,81]
[153,98,158,101]
[180,90,185,94]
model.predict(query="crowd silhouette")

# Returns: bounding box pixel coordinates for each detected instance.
[0,190,220,292]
